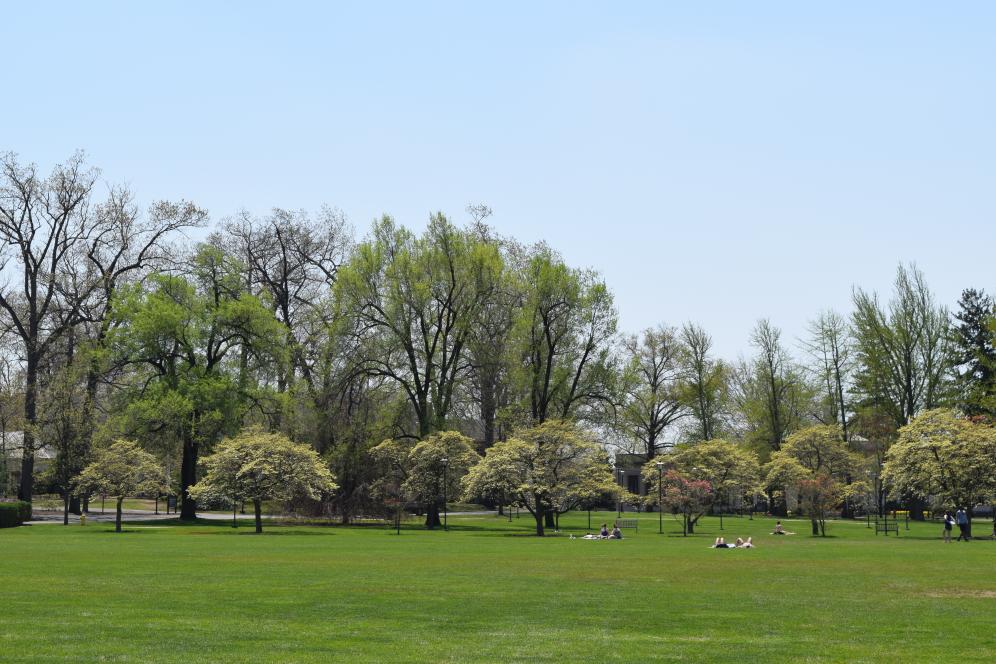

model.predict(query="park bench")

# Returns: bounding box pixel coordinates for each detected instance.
[874,517,899,536]
[616,518,639,533]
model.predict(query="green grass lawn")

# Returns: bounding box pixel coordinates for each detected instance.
[1,512,994,663]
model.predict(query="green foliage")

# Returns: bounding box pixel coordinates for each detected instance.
[107,250,289,514]
[337,215,503,437]
[733,320,814,461]
[510,249,617,425]
[950,288,996,418]
[372,430,479,527]
[851,264,953,427]
[0,500,31,527]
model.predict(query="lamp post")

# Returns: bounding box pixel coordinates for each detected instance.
[719,491,724,531]
[656,461,664,535]
[615,466,623,517]
[441,457,449,531]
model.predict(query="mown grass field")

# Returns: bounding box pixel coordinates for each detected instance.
[1,512,994,663]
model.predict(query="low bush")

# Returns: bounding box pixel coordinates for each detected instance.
[0,500,32,528]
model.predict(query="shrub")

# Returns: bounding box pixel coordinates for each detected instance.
[0,500,31,528]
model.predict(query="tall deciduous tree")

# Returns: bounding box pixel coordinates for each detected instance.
[679,323,728,442]
[512,249,617,426]
[110,245,285,519]
[851,264,952,428]
[0,153,99,502]
[802,310,852,441]
[225,207,351,399]
[337,215,501,438]
[618,325,686,460]
[734,320,812,457]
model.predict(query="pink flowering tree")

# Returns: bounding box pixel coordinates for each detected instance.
[661,470,713,535]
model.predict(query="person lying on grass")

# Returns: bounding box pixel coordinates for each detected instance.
[712,537,754,549]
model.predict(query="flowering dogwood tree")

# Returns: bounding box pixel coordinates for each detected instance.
[658,471,713,536]
[883,409,996,536]
[74,440,171,532]
[189,427,337,533]
[464,421,616,536]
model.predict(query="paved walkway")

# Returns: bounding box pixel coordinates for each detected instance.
[26,508,498,526]
[26,509,272,525]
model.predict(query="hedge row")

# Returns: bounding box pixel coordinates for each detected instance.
[0,501,32,528]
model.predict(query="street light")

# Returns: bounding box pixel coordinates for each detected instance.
[656,461,664,535]
[615,466,623,517]
[441,457,449,531]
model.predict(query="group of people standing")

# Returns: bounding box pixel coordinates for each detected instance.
[942,509,972,542]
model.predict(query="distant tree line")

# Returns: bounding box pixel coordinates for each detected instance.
[1,153,993,534]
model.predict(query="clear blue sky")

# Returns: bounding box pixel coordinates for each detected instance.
[3,2,994,359]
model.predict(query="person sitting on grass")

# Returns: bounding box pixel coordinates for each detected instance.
[773,521,785,534]
[599,523,609,538]
[610,525,623,539]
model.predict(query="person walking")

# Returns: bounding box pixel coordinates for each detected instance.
[955,508,970,541]
[942,511,955,543]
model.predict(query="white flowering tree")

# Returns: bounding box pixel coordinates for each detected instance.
[883,409,996,536]
[189,427,337,533]
[463,420,616,536]
[74,440,171,532]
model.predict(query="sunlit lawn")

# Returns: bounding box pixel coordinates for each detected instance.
[1,511,994,662]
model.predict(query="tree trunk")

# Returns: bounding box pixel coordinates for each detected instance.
[180,432,198,520]
[17,354,38,502]
[811,519,820,536]
[686,515,696,534]
[115,497,123,533]
[425,502,441,529]
[254,499,263,534]
[907,495,926,521]
[768,488,787,517]
[544,511,556,528]
[69,496,81,515]
[63,493,70,526]
[534,509,545,536]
